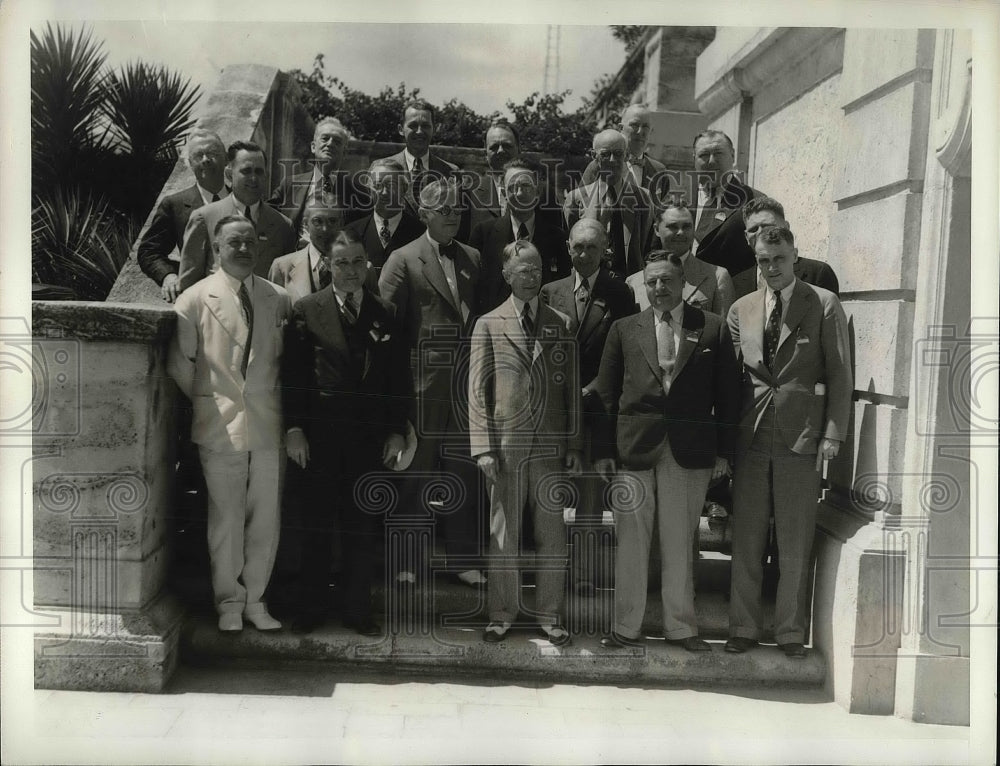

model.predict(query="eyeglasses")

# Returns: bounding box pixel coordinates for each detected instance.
[644,277,676,288]
[427,205,464,217]
[510,266,542,277]
[594,150,625,161]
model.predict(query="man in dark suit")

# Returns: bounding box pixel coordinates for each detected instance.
[467,119,520,233]
[540,217,637,595]
[282,230,412,635]
[469,240,582,645]
[725,226,852,659]
[580,104,670,210]
[470,159,571,313]
[268,117,354,240]
[168,216,292,633]
[689,130,760,299]
[743,197,841,295]
[593,251,739,651]
[378,179,485,590]
[344,158,425,284]
[179,141,297,292]
[138,129,228,302]
[563,129,651,279]
[382,99,458,212]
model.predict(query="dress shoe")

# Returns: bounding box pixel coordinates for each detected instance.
[705,502,729,521]
[343,616,382,636]
[778,642,807,659]
[724,637,758,654]
[483,621,510,643]
[600,631,643,649]
[536,623,572,647]
[665,636,712,652]
[456,570,487,589]
[244,608,282,631]
[218,613,243,632]
[573,580,596,598]
[290,613,325,634]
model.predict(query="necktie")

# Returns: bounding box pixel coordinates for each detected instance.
[576,280,590,322]
[516,221,529,241]
[411,157,425,196]
[521,302,535,349]
[379,219,392,247]
[243,205,253,226]
[657,314,676,396]
[342,293,359,325]
[211,193,220,202]
[238,281,254,378]
[317,259,332,290]
[764,291,783,370]
[609,208,626,275]
[438,240,458,261]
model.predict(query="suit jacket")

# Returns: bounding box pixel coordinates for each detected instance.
[469,297,581,459]
[168,270,292,453]
[282,286,411,449]
[563,178,651,277]
[344,210,425,271]
[378,234,481,430]
[692,178,759,292]
[137,184,213,285]
[626,253,735,317]
[178,197,297,292]
[267,247,317,306]
[469,212,572,313]
[540,267,637,396]
[268,168,366,235]
[795,256,840,295]
[727,279,852,457]
[581,154,670,208]
[594,304,740,470]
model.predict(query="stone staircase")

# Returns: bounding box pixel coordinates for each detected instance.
[173,517,825,691]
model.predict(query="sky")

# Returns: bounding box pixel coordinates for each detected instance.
[77,21,627,117]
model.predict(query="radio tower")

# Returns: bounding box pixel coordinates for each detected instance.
[543,25,561,94]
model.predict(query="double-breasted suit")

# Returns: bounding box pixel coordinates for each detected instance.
[469,297,582,625]
[179,197,297,292]
[563,179,651,277]
[168,270,292,617]
[378,233,484,569]
[626,252,735,318]
[594,303,739,640]
[470,212,572,313]
[282,286,412,622]
[727,279,852,644]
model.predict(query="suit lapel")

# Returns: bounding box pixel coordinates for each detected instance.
[635,309,661,379]
[777,280,813,354]
[205,274,246,350]
[315,287,350,367]
[672,304,703,380]
[498,300,533,365]
[742,290,766,367]
[418,240,461,315]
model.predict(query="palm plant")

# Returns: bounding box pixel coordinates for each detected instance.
[30,22,200,301]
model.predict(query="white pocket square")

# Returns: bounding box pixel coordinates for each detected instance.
[796,337,810,344]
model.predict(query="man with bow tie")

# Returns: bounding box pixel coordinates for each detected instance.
[563,129,651,279]
[469,240,583,645]
[344,158,426,285]
[593,251,739,651]
[268,117,358,241]
[580,104,670,210]
[470,159,571,313]
[540,218,637,596]
[282,230,412,635]
[179,140,297,292]
[378,179,486,592]
[168,215,292,633]
[724,226,851,659]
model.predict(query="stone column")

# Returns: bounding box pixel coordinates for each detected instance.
[32,302,183,692]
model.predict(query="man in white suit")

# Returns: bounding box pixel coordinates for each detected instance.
[169,215,292,632]
[469,240,583,646]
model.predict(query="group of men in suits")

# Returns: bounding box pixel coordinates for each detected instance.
[155,104,850,655]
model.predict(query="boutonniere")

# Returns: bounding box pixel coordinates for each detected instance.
[369,320,391,342]
[685,330,699,342]
[713,211,728,222]
[460,269,471,280]
[593,297,607,311]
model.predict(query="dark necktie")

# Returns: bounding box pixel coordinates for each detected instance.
[211,193,220,202]
[521,302,535,350]
[342,292,359,325]
[516,221,529,241]
[609,208,626,274]
[238,281,254,378]
[411,157,425,197]
[764,291,783,370]
[379,219,392,247]
[576,280,590,322]
[317,259,332,290]
[243,205,253,226]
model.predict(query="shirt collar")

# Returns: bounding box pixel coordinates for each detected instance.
[221,270,253,294]
[510,293,538,318]
[654,301,684,327]
[196,183,222,205]
[510,211,535,236]
[403,148,429,171]
[374,210,403,230]
[333,286,364,309]
[426,230,453,253]
[307,244,325,272]
[230,196,261,219]
[573,270,597,292]
[766,278,797,308]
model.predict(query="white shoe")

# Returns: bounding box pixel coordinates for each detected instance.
[218,613,243,632]
[244,607,282,631]
[457,569,487,588]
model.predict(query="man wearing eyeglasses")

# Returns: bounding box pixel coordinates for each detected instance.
[593,251,739,651]
[379,179,486,593]
[469,240,583,646]
[344,158,426,284]
[563,129,651,279]
[470,159,571,312]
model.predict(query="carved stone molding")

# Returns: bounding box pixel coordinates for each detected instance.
[932,30,972,178]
